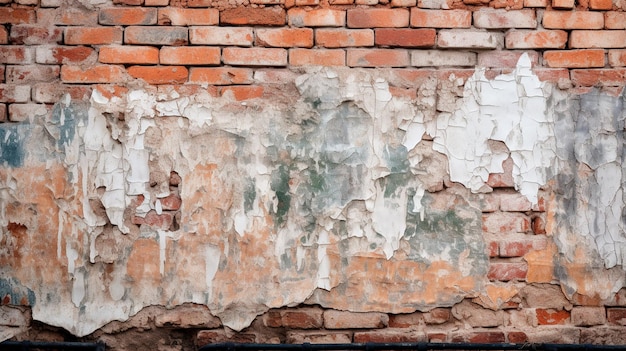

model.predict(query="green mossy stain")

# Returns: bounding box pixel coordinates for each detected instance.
[270,164,292,227]
[0,125,27,168]
[243,177,256,213]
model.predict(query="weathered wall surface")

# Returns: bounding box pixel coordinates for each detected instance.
[1,0,626,347]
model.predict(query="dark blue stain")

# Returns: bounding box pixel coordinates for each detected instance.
[0,125,27,168]
[50,103,78,150]
[0,277,36,306]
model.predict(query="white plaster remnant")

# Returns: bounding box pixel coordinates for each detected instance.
[433,53,556,204]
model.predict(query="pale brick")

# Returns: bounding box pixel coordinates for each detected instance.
[154,304,221,328]
[0,46,34,64]
[451,300,506,327]
[542,10,604,29]
[0,306,30,327]
[478,51,539,68]
[526,327,580,343]
[482,212,530,233]
[437,30,503,49]
[570,30,626,49]
[473,9,537,29]
[505,30,567,49]
[518,284,573,309]
[347,49,410,67]
[6,65,60,84]
[354,329,426,343]
[324,310,388,329]
[411,50,476,67]
[0,103,6,122]
[605,12,626,29]
[32,83,92,103]
[8,103,50,122]
[286,331,352,344]
[263,307,323,329]
[410,9,471,28]
[609,49,626,67]
[581,327,626,344]
[0,85,30,103]
[190,27,253,46]
[571,306,606,326]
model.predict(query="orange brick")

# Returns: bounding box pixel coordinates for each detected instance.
[543,49,605,68]
[127,66,188,84]
[190,27,253,46]
[99,7,157,25]
[220,7,286,26]
[223,47,288,66]
[375,28,435,47]
[0,46,33,64]
[605,12,626,29]
[0,8,35,24]
[543,11,604,29]
[65,27,123,45]
[125,26,188,45]
[61,65,127,83]
[533,68,570,82]
[410,9,471,28]
[0,26,6,44]
[570,30,626,49]
[37,8,98,26]
[220,86,264,101]
[589,0,612,9]
[9,25,63,45]
[160,47,220,65]
[187,0,212,6]
[609,50,626,67]
[571,69,626,86]
[35,46,95,64]
[536,309,570,325]
[256,28,313,48]
[99,46,160,64]
[315,28,374,48]
[347,49,409,67]
[473,9,537,29]
[189,67,253,85]
[347,9,409,28]
[289,49,345,66]
[145,0,169,5]
[157,8,218,25]
[524,0,548,7]
[505,30,567,49]
[287,8,345,27]
[551,0,574,8]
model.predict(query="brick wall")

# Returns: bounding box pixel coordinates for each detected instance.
[1,0,626,348]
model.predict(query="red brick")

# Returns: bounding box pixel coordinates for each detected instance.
[220,86,264,101]
[499,236,546,257]
[37,8,98,26]
[256,28,313,48]
[93,84,129,101]
[375,28,435,48]
[589,0,612,9]
[347,9,409,28]
[478,51,539,68]
[0,8,35,24]
[533,68,570,82]
[65,27,123,45]
[505,30,567,49]
[473,9,537,29]
[542,11,603,29]
[99,46,159,64]
[223,47,287,66]
[157,8,218,26]
[114,0,143,5]
[315,28,374,48]
[607,308,626,325]
[289,49,345,66]
[532,216,546,234]
[508,331,529,343]
[0,66,4,84]
[61,65,127,84]
[552,0,574,8]
[99,7,157,25]
[410,9,470,28]
[7,65,59,84]
[127,66,188,85]
[488,261,528,281]
[609,50,626,67]
[288,8,345,27]
[190,27,253,46]
[0,46,33,64]
[158,194,181,211]
[0,85,30,103]
[347,49,409,67]
[196,330,258,346]
[451,331,506,343]
[32,83,92,103]
[35,46,95,65]
[544,49,605,68]
[605,12,626,29]
[570,30,626,49]
[324,310,388,329]
[354,330,425,343]
[9,25,62,45]
[536,309,570,325]
[0,104,5,122]
[189,67,253,85]
[571,69,626,86]
[125,26,188,45]
[388,313,423,328]
[487,241,499,257]
[220,7,286,26]
[263,307,323,329]
[160,47,220,65]
[8,103,50,122]
[133,211,174,229]
[0,26,6,44]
